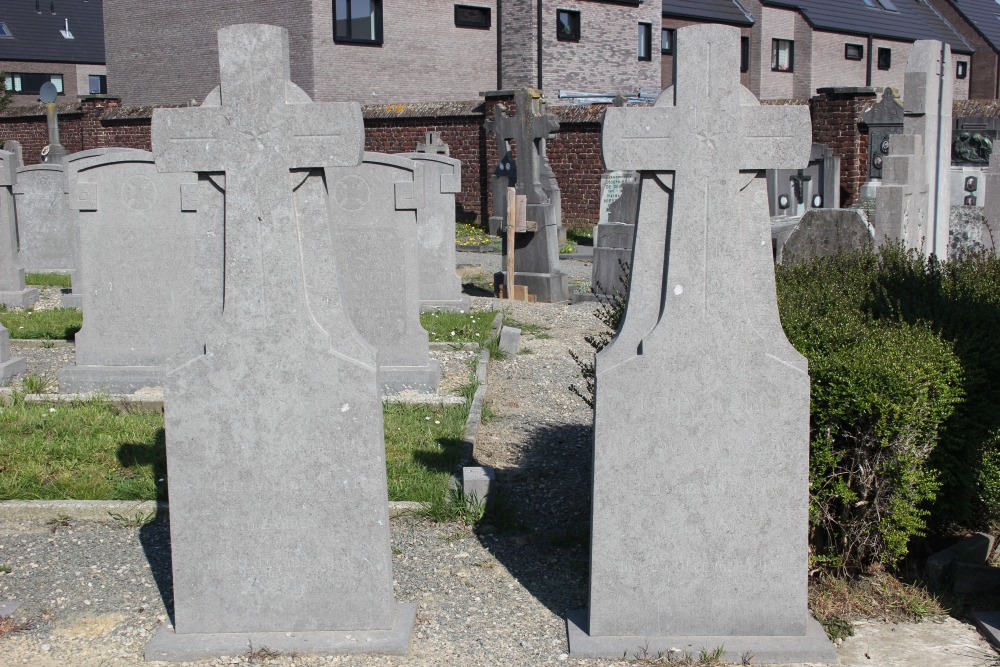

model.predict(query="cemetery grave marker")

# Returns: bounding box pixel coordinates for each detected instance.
[144,23,413,661]
[592,169,640,298]
[569,24,836,664]
[0,141,39,308]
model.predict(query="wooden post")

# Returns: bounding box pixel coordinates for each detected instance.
[506,186,516,299]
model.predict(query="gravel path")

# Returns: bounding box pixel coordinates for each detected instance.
[0,283,995,666]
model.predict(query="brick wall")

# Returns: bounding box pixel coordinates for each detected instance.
[501,0,538,88]
[809,88,877,207]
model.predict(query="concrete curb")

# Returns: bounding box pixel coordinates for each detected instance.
[22,392,165,412]
[0,500,423,522]
[429,341,481,351]
[9,339,74,348]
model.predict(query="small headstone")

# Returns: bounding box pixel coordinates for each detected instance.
[570,24,835,664]
[777,208,875,264]
[0,142,39,308]
[498,325,520,355]
[415,131,450,156]
[0,323,26,385]
[399,151,470,312]
[875,40,954,257]
[949,206,994,259]
[13,163,74,274]
[592,170,640,298]
[485,88,568,302]
[319,152,440,394]
[58,149,224,393]
[144,24,413,661]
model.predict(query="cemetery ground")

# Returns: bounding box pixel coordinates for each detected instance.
[0,256,997,666]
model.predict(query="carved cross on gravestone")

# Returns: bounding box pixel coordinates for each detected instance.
[790,169,811,204]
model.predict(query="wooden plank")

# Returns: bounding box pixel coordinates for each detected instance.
[515,195,528,233]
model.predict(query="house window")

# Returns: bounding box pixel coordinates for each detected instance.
[88,74,107,94]
[878,47,891,70]
[771,39,793,72]
[957,60,968,79]
[741,36,749,72]
[334,0,383,45]
[455,5,490,29]
[661,28,674,55]
[556,10,580,42]
[638,22,652,61]
[0,22,12,38]
[845,43,864,60]
[4,73,63,95]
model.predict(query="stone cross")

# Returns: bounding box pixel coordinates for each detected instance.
[572,24,835,664]
[146,24,413,660]
[485,88,559,208]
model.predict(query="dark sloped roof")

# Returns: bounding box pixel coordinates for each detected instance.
[762,0,974,53]
[939,0,1000,52]
[662,0,755,26]
[0,0,105,64]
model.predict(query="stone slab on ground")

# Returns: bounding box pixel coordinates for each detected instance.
[973,611,1000,650]
[0,599,21,618]
[838,618,996,667]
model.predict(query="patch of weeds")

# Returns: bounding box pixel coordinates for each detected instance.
[420,310,493,343]
[566,227,594,246]
[46,514,71,532]
[40,341,55,349]
[391,546,403,556]
[518,347,534,355]
[559,239,578,254]
[0,615,26,638]
[109,509,156,528]
[0,306,81,340]
[19,374,52,395]
[0,563,11,574]
[455,222,499,250]
[244,642,281,661]
[502,317,549,336]
[25,272,71,288]
[418,488,486,525]
[624,643,730,665]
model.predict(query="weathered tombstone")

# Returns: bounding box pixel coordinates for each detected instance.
[0,323,26,385]
[0,142,39,308]
[875,41,954,258]
[415,131,450,156]
[13,162,74,274]
[144,24,413,661]
[58,150,224,393]
[569,24,836,664]
[767,143,841,218]
[949,206,995,259]
[592,170,639,298]
[321,152,440,393]
[399,151,470,312]
[485,88,568,302]
[777,208,875,264]
[982,145,1000,246]
[860,88,904,198]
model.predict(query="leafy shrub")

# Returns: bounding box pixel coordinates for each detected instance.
[569,262,629,407]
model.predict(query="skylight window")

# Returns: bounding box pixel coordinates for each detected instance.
[59,18,73,39]
[863,0,897,11]
[0,23,12,38]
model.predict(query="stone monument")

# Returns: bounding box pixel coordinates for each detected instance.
[415,131,450,156]
[485,88,568,302]
[776,208,875,264]
[400,150,470,312]
[144,24,414,661]
[767,143,841,218]
[13,162,75,274]
[591,170,640,298]
[860,88,904,199]
[58,149,224,393]
[321,152,440,393]
[875,40,954,258]
[569,24,836,664]
[0,142,39,308]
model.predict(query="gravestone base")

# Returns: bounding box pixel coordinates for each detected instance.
[419,296,471,313]
[0,355,26,384]
[0,287,39,309]
[592,247,631,297]
[59,292,82,309]
[502,271,569,304]
[379,361,441,395]
[567,611,836,664]
[145,603,417,662]
[59,365,165,394]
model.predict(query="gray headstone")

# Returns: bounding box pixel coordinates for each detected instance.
[399,152,470,312]
[767,143,841,218]
[13,162,74,274]
[0,142,39,308]
[777,208,875,264]
[951,166,985,208]
[58,150,224,393]
[0,323,26,385]
[415,131,449,156]
[949,206,995,259]
[592,170,640,298]
[875,40,953,258]
[498,325,520,355]
[485,88,568,302]
[983,146,1000,246]
[319,152,440,394]
[144,24,413,661]
[571,24,835,664]
[862,88,904,191]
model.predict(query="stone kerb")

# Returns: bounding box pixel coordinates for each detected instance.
[573,23,835,664]
[0,142,39,308]
[145,23,413,661]
[58,148,224,394]
[400,151,470,312]
[319,151,440,394]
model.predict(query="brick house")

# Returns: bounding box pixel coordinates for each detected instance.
[0,0,107,105]
[663,0,974,100]
[104,0,660,106]
[925,0,1000,98]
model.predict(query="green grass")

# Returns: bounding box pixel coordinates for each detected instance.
[0,306,81,340]
[25,272,71,288]
[0,398,469,503]
[565,227,594,246]
[420,310,494,343]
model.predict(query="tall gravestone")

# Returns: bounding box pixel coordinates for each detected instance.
[13,162,74,274]
[144,24,413,661]
[0,142,39,308]
[875,40,953,258]
[58,150,224,393]
[320,152,440,394]
[568,25,835,664]
[400,151,470,312]
[592,170,639,298]
[485,88,568,302]
[860,89,904,199]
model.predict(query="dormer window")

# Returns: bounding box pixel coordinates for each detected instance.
[0,23,11,38]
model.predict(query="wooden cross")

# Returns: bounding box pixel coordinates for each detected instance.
[602,26,810,318]
[152,24,363,327]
